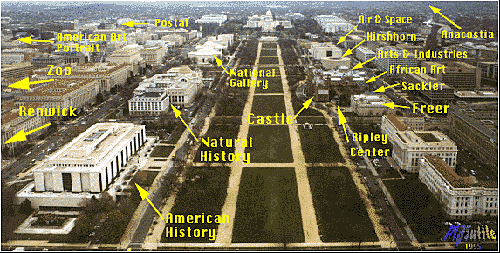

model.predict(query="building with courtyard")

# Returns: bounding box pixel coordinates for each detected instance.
[381,115,458,172]
[130,65,202,109]
[34,62,130,93]
[419,155,498,219]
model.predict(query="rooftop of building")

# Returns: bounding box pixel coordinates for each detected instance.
[140,47,162,52]
[1,62,33,70]
[167,65,195,75]
[395,44,424,50]
[137,66,200,89]
[458,42,498,51]
[356,46,375,54]
[310,42,341,48]
[347,34,363,41]
[134,91,167,98]
[450,105,498,144]
[455,90,498,98]
[1,102,45,125]
[415,132,441,142]
[396,130,456,147]
[386,114,408,131]
[38,123,142,171]
[21,78,96,98]
[34,62,128,76]
[108,47,140,56]
[424,155,497,189]
[32,54,65,59]
[2,48,39,53]
[478,61,498,65]
[352,93,392,106]
[408,73,453,90]
[425,61,476,69]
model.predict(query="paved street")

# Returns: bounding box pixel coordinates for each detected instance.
[2,93,126,184]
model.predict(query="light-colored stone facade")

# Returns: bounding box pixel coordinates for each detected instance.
[419,155,497,219]
[16,123,146,208]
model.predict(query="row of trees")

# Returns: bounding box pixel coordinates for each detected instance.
[235,40,259,66]
[66,187,141,244]
[278,39,301,65]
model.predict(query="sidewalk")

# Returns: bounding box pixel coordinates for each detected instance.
[316,107,393,246]
[277,44,321,244]
[344,123,419,245]
[119,127,191,249]
[142,104,219,250]
[215,41,262,244]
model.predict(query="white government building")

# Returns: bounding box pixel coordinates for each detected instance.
[17,123,146,209]
[419,155,497,219]
[195,14,228,26]
[128,65,202,115]
[128,91,169,116]
[381,114,458,172]
[350,94,392,116]
[355,46,376,62]
[376,46,419,74]
[244,10,280,32]
[310,42,342,59]
[314,15,355,33]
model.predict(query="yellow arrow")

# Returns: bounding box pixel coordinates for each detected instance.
[337,106,349,143]
[122,21,148,28]
[383,102,410,109]
[337,24,359,45]
[8,77,54,90]
[293,97,313,119]
[17,36,53,45]
[342,39,366,57]
[170,104,198,142]
[4,123,51,144]
[352,56,376,70]
[213,55,230,75]
[366,71,387,84]
[374,82,400,93]
[429,5,461,30]
[135,183,164,220]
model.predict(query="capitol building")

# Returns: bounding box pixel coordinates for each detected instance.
[244,9,292,32]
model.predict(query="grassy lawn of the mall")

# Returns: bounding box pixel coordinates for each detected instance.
[308,166,378,242]
[161,167,231,243]
[195,123,240,164]
[260,49,278,57]
[384,174,449,243]
[251,95,286,116]
[298,125,344,163]
[150,145,174,158]
[245,125,293,163]
[261,42,277,48]
[232,167,304,243]
[254,78,284,94]
[258,56,279,65]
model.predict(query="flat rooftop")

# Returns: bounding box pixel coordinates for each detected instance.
[40,123,142,171]
[396,131,456,147]
[386,114,407,131]
[137,92,165,98]
[415,132,441,142]
[426,155,497,189]
[455,90,498,99]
